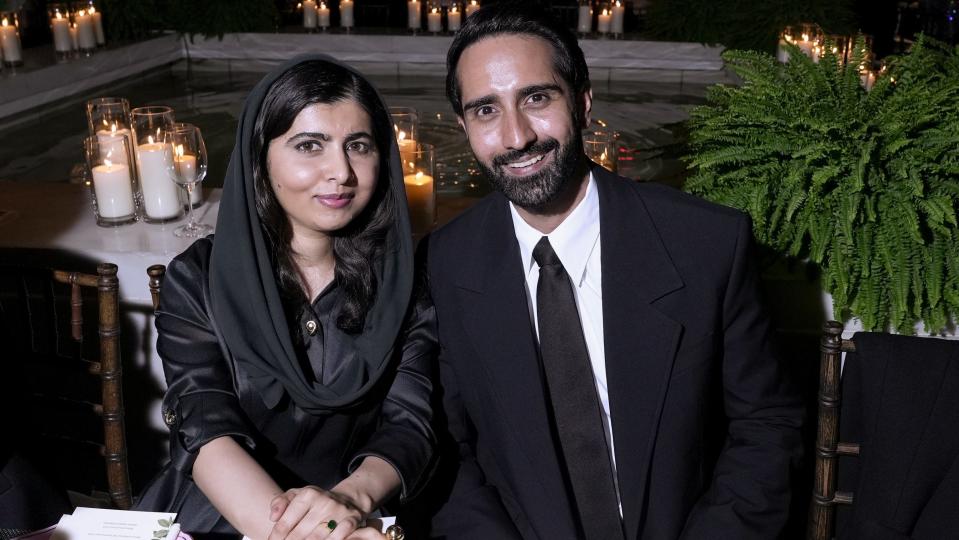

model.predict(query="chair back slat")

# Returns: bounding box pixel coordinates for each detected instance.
[147,264,165,312]
[808,321,847,540]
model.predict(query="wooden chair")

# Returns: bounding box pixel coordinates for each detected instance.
[808,320,857,540]
[0,263,132,509]
[147,264,166,311]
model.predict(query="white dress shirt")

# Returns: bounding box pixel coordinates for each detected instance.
[509,173,623,512]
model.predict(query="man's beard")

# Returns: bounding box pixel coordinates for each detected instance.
[476,133,583,212]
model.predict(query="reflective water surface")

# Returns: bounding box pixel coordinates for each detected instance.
[0,60,707,195]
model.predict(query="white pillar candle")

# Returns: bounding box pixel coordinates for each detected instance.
[611,1,625,34]
[69,24,79,50]
[340,0,354,28]
[137,140,181,220]
[577,4,591,33]
[427,7,441,32]
[597,9,611,34]
[0,18,22,64]
[465,0,479,16]
[797,33,815,59]
[303,0,318,28]
[96,125,133,165]
[397,132,416,165]
[860,69,876,91]
[447,6,461,31]
[173,150,203,205]
[408,0,421,30]
[404,171,435,233]
[89,7,105,45]
[92,160,135,219]
[776,38,790,63]
[318,2,330,28]
[51,14,72,53]
[76,10,97,50]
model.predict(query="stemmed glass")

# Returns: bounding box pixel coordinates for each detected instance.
[162,123,213,238]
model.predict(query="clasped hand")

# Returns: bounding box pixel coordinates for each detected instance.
[268,486,386,540]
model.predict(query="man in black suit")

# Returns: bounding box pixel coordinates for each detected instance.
[418,3,804,538]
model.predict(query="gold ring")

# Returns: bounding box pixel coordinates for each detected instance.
[385,524,405,540]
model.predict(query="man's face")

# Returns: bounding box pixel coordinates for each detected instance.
[455,34,591,210]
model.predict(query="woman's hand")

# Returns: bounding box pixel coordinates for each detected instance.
[268,486,366,540]
[345,528,387,540]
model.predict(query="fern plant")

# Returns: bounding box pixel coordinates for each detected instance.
[685,36,959,333]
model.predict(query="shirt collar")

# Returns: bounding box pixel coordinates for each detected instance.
[509,171,600,285]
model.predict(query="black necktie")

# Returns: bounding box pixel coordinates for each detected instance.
[533,236,623,540]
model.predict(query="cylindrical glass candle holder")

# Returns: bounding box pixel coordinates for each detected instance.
[0,12,23,67]
[87,97,134,164]
[73,7,97,55]
[84,135,138,226]
[426,3,442,33]
[584,129,616,173]
[447,3,463,32]
[465,0,480,17]
[84,2,105,47]
[402,143,436,238]
[339,0,354,29]
[576,0,592,35]
[131,106,182,223]
[390,106,420,166]
[48,4,72,61]
[796,23,823,61]
[408,0,422,32]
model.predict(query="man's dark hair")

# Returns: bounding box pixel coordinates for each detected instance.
[445,1,590,117]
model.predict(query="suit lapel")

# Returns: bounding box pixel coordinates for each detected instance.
[595,166,685,539]
[452,195,576,526]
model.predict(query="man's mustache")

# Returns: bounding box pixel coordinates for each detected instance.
[490,138,560,168]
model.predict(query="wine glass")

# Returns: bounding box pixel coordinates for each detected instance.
[161,123,212,238]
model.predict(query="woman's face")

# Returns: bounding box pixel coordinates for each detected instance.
[266,100,380,239]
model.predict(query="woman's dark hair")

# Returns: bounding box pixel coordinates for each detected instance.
[251,60,396,334]
[445,1,590,117]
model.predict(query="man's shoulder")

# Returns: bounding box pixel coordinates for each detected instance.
[609,175,746,229]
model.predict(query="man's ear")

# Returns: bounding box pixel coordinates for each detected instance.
[579,88,593,129]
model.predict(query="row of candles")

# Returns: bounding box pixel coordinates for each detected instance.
[49,4,107,60]
[300,0,480,33]
[84,98,206,231]
[577,1,626,36]
[776,24,880,90]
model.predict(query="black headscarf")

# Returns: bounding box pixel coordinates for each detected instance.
[208,55,413,414]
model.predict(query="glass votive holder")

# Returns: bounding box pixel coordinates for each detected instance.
[402,142,436,238]
[390,106,419,163]
[0,12,23,68]
[47,4,72,61]
[84,135,138,227]
[584,130,616,173]
[72,7,97,56]
[447,3,463,32]
[82,1,105,47]
[131,106,182,223]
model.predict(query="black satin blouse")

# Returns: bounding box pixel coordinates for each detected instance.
[135,238,436,534]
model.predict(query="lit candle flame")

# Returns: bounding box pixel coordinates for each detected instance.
[471,1,477,5]
[78,9,85,16]
[616,0,621,6]
[148,135,154,144]
[111,123,118,135]
[397,130,407,141]
[175,144,185,159]
[602,9,609,16]
[56,11,63,20]
[105,158,113,167]
[89,6,96,14]
[802,33,809,42]
[432,7,438,13]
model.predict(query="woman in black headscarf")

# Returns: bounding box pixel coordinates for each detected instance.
[135,56,434,540]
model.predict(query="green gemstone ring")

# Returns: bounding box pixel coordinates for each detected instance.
[326,520,337,531]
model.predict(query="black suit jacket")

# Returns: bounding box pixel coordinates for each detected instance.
[423,166,804,539]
